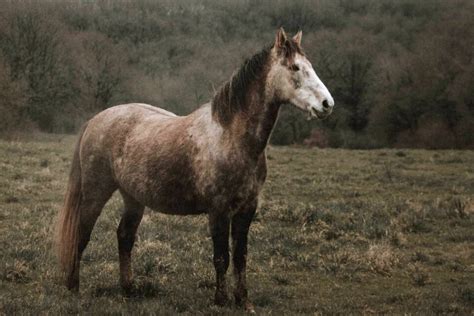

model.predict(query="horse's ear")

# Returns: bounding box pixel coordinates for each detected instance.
[275,27,288,49]
[293,30,302,46]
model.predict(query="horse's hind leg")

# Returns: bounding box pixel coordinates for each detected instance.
[117,191,145,292]
[68,191,115,290]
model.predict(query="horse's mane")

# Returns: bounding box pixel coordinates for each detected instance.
[211,46,272,125]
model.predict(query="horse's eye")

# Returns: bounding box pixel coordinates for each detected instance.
[290,64,300,72]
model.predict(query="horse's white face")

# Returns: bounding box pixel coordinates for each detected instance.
[268,29,334,119]
[287,54,335,119]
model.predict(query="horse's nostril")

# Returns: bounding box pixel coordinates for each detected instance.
[322,99,329,109]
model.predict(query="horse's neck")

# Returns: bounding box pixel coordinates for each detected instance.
[230,84,281,157]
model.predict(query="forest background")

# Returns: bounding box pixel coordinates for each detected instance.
[1,0,473,148]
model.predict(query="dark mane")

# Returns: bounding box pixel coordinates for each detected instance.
[212,46,272,125]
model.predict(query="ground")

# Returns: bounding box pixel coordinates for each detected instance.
[0,134,473,314]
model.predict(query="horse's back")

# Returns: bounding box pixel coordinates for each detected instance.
[81,103,175,155]
[90,103,178,126]
[84,102,178,137]
[120,103,178,118]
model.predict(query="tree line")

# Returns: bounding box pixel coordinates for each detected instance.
[0,0,473,148]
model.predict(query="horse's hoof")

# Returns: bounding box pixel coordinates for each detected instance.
[214,292,229,306]
[120,281,134,296]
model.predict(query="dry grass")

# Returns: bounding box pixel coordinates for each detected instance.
[1,135,473,314]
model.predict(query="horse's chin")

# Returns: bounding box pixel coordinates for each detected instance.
[308,108,331,121]
[287,101,332,120]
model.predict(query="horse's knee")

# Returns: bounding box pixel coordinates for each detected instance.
[211,227,230,273]
[117,228,135,252]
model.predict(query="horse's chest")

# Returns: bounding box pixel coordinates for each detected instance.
[195,158,265,210]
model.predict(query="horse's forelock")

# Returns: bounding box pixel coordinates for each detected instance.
[279,40,304,64]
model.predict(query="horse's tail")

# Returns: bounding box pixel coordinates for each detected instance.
[56,122,88,280]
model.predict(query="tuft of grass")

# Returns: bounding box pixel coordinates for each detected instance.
[40,159,49,168]
[4,195,19,203]
[459,287,474,306]
[366,243,400,276]
[408,264,430,287]
[4,260,31,283]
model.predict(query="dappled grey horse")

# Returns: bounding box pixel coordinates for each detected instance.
[57,28,334,312]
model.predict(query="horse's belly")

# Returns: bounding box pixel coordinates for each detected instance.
[147,195,207,215]
[120,178,207,215]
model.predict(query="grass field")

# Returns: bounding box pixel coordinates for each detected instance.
[1,134,473,314]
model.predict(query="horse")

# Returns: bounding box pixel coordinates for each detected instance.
[56,28,334,312]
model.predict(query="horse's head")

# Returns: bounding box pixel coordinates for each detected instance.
[267,28,334,119]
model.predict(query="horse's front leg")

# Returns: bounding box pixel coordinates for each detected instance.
[209,213,230,306]
[231,206,256,313]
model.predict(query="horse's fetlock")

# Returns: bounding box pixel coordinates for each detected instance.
[66,277,79,292]
[120,278,133,292]
[234,287,248,305]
